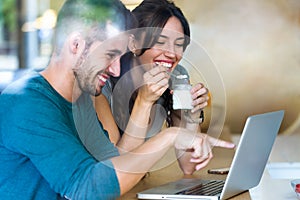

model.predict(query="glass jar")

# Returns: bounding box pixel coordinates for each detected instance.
[172,74,193,110]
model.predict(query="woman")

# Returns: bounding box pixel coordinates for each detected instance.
[96,0,211,174]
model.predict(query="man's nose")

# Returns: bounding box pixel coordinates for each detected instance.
[107,58,121,77]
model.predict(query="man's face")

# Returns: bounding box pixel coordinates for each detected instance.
[73,32,128,96]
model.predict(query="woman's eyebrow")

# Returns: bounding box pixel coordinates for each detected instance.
[175,37,185,41]
[159,34,185,41]
[158,35,168,39]
[108,49,123,55]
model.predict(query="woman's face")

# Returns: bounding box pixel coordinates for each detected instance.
[137,16,185,72]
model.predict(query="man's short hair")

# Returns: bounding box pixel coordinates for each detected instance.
[53,0,136,54]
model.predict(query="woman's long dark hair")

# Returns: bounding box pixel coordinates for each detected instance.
[132,0,190,54]
[111,0,191,128]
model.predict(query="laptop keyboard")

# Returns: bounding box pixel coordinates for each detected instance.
[176,180,225,196]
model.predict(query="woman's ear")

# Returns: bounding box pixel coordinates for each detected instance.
[128,34,138,56]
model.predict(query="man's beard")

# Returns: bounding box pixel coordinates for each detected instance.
[73,51,102,97]
[73,69,101,97]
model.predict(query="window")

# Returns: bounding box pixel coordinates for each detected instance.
[0,0,63,70]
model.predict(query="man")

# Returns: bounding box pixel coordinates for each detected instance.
[0,0,234,199]
[0,0,134,199]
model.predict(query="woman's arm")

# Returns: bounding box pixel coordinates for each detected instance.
[94,94,120,145]
[116,94,153,153]
[117,66,170,152]
[94,93,154,153]
[95,66,170,153]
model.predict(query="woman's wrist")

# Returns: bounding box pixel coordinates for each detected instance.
[135,94,154,108]
[183,109,204,124]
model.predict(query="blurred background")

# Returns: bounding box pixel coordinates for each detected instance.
[0,0,299,134]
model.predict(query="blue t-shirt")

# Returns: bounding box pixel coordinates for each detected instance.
[0,71,120,199]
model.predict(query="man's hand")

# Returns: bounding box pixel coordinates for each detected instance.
[174,130,235,171]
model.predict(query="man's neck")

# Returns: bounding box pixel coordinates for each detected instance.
[40,62,81,103]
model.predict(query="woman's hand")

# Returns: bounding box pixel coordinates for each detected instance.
[137,66,170,104]
[190,83,209,113]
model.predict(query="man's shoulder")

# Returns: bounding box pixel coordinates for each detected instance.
[1,70,41,94]
[0,71,65,116]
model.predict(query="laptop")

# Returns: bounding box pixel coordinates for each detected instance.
[137,110,284,200]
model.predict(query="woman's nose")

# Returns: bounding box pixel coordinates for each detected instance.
[163,42,181,58]
[164,48,176,58]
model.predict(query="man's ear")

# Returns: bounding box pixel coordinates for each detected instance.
[69,32,85,54]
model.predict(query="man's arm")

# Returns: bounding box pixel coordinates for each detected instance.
[111,126,235,195]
